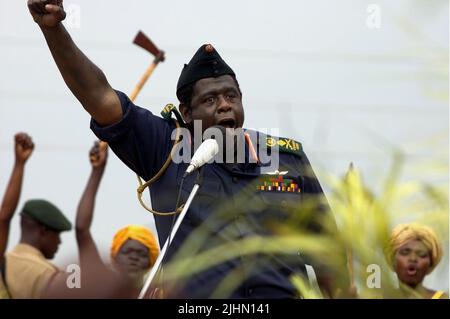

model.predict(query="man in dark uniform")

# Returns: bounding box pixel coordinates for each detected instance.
[28,0,344,298]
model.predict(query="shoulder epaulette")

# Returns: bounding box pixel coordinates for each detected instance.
[257,131,303,158]
[265,135,303,157]
[245,129,304,158]
[160,103,186,127]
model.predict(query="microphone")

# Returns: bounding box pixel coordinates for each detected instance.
[184,139,219,177]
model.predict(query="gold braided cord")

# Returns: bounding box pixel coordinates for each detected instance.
[136,119,184,216]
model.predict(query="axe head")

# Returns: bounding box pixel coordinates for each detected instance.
[133,31,165,63]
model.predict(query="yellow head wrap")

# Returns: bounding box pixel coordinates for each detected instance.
[111,225,159,267]
[386,223,443,274]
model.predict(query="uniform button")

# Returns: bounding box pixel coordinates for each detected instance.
[281,200,287,208]
[213,61,217,65]
[214,70,219,74]
[248,288,253,296]
[232,176,239,183]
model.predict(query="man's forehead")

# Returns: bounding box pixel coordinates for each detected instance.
[193,75,238,95]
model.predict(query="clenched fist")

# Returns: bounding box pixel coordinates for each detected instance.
[89,141,108,169]
[28,0,66,28]
[14,132,34,164]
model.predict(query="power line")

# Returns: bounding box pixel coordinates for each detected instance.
[0,90,445,115]
[0,36,445,65]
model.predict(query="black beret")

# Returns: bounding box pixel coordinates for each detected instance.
[21,199,72,232]
[176,44,235,101]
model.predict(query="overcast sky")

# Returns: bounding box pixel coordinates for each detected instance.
[0,0,448,291]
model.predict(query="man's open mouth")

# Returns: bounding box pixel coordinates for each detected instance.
[217,118,236,128]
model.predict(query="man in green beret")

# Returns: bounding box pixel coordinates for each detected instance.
[5,199,72,298]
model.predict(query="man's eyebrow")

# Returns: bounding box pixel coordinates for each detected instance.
[197,90,219,99]
[198,85,239,97]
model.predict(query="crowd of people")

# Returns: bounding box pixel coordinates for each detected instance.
[0,134,446,299]
[0,135,159,298]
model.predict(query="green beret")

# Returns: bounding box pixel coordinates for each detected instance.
[176,44,235,101]
[21,199,72,232]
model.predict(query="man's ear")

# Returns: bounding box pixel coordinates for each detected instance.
[179,103,192,125]
[40,224,48,235]
[37,225,47,240]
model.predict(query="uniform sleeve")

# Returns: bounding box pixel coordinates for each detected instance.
[33,267,60,298]
[8,260,58,299]
[90,90,175,180]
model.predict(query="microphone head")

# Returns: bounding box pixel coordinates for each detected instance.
[184,139,220,176]
[190,139,219,167]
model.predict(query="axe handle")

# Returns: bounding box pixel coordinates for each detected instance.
[98,63,157,149]
[99,55,163,148]
[129,60,159,102]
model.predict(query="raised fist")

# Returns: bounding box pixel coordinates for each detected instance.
[28,0,66,28]
[14,132,34,164]
[89,141,108,169]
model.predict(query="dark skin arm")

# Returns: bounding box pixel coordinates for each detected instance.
[75,141,108,267]
[27,0,122,126]
[0,133,34,264]
[44,144,135,298]
[43,141,136,299]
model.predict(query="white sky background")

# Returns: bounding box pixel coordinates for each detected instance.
[0,0,448,292]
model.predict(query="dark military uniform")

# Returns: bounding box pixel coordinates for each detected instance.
[91,45,333,298]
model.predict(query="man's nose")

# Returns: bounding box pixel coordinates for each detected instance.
[217,95,231,113]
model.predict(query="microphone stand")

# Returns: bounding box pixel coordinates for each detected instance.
[138,168,204,299]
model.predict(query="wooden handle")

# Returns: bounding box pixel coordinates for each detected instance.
[99,59,160,147]
[129,62,158,102]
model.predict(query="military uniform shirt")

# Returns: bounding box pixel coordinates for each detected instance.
[91,91,332,298]
[6,243,59,299]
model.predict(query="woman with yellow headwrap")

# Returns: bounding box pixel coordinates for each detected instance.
[386,223,448,299]
[110,225,159,287]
